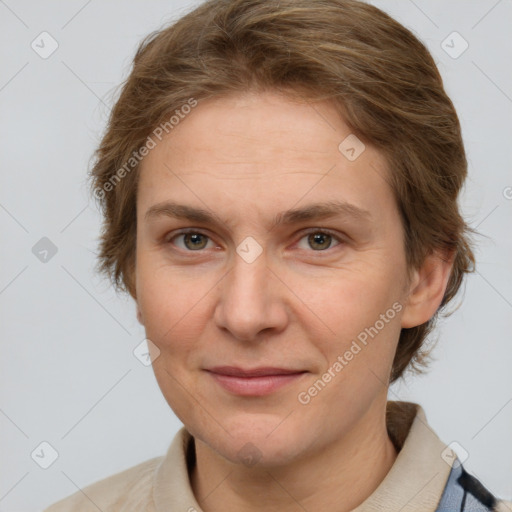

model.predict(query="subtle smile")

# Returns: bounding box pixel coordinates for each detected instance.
[205,367,309,396]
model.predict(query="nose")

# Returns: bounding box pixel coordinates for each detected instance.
[213,249,289,343]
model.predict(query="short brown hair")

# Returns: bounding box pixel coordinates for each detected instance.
[89,0,475,384]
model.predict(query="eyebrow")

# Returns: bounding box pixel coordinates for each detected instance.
[144,200,372,229]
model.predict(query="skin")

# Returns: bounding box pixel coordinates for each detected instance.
[134,90,453,512]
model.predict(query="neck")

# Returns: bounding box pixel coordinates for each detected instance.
[190,400,398,512]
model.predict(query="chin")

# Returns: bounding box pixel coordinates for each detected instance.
[190,414,312,468]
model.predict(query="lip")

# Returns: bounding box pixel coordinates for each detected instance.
[208,366,306,377]
[205,366,308,396]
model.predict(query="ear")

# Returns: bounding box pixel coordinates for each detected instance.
[136,303,145,326]
[401,249,455,329]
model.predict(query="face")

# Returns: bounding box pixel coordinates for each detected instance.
[135,91,411,467]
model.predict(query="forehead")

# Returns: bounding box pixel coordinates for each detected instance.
[150,91,361,167]
[137,91,394,224]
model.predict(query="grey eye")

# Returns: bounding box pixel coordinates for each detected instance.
[297,232,340,251]
[174,232,212,251]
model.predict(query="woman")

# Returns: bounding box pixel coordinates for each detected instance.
[45,0,511,510]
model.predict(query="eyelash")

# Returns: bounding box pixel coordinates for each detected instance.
[166,228,345,254]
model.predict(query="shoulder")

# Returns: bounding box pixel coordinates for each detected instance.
[496,500,512,511]
[436,460,512,512]
[43,456,163,512]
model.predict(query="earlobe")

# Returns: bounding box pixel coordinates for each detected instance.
[401,250,455,329]
[136,303,144,325]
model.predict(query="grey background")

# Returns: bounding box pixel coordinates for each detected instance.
[0,0,511,510]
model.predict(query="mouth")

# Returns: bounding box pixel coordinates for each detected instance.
[205,366,308,396]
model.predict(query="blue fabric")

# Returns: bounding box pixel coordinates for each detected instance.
[435,457,499,511]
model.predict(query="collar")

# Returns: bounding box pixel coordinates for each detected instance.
[352,401,453,511]
[153,400,453,511]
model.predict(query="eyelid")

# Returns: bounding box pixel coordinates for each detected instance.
[297,227,344,240]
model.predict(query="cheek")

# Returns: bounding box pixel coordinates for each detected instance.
[138,274,209,419]
[136,255,210,351]
[299,264,403,330]
[140,291,207,355]
[296,267,404,371]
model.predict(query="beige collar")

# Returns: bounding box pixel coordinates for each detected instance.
[153,400,452,511]
[352,401,452,511]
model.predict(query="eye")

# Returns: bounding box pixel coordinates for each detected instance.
[169,230,216,251]
[296,230,342,251]
[166,228,344,253]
